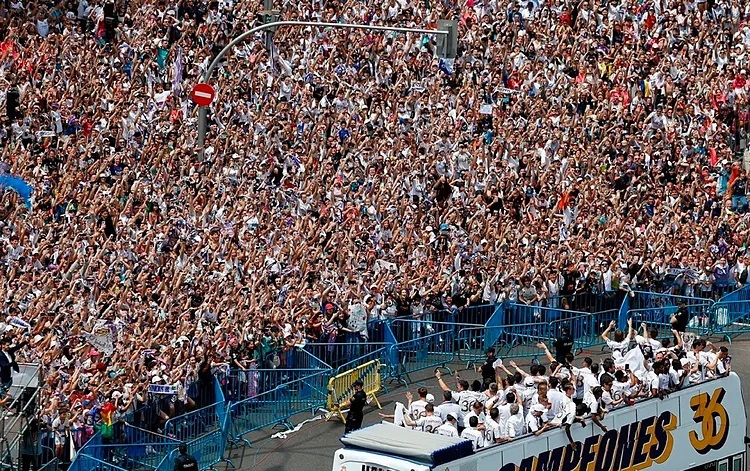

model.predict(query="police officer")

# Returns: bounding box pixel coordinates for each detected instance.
[173,443,199,471]
[345,380,367,433]
[552,326,574,363]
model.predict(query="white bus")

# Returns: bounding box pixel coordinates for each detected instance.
[332,373,747,471]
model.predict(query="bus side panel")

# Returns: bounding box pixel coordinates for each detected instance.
[331,448,432,471]
[496,441,525,469]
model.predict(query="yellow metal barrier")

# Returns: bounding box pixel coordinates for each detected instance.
[325,360,382,423]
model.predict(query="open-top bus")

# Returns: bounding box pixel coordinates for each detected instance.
[332,372,747,471]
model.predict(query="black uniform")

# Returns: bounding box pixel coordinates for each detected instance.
[552,332,574,364]
[345,389,367,433]
[173,452,199,471]
[480,353,498,388]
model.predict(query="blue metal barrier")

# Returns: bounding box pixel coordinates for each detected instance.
[484,304,504,356]
[159,410,232,471]
[163,402,223,443]
[229,369,331,443]
[549,291,624,314]
[68,454,128,471]
[707,285,750,341]
[70,439,180,471]
[452,304,499,325]
[388,319,482,345]
[457,325,490,366]
[305,342,388,372]
[390,331,455,385]
[482,304,619,358]
[220,366,329,403]
[627,290,715,338]
[304,342,393,375]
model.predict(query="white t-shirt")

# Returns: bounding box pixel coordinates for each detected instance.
[415,415,443,434]
[583,391,599,415]
[452,390,479,427]
[611,381,631,402]
[465,410,486,427]
[607,339,630,357]
[546,389,565,422]
[601,390,615,410]
[437,422,459,438]
[410,399,428,420]
[434,402,461,423]
[484,417,504,443]
[525,411,546,433]
[554,396,577,426]
[460,428,485,450]
[506,413,526,438]
[582,370,600,396]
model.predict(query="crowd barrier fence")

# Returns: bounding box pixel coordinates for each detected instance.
[707,284,750,341]
[228,368,331,444]
[304,342,389,375]
[324,360,382,422]
[390,330,455,386]
[159,411,233,471]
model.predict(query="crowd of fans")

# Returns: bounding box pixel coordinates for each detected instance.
[382,321,731,448]
[0,0,749,462]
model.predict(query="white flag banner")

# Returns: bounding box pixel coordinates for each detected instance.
[393,402,408,428]
[83,324,115,355]
[616,346,647,379]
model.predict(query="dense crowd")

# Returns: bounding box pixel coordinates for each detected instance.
[0,0,749,461]
[380,321,731,448]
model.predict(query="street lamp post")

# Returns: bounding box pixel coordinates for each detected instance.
[195,20,457,160]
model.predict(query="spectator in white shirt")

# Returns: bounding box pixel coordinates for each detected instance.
[484,407,509,444]
[707,346,731,377]
[602,319,634,360]
[460,416,485,450]
[464,401,486,429]
[526,404,551,435]
[434,391,461,424]
[407,387,430,420]
[545,377,566,422]
[436,415,459,438]
[553,383,581,447]
[505,404,526,438]
[403,403,443,434]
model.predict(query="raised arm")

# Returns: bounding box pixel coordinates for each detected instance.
[536,342,556,364]
[435,370,451,392]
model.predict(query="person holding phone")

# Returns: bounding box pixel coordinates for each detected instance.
[707,346,731,377]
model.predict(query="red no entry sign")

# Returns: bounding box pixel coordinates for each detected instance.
[191,83,215,106]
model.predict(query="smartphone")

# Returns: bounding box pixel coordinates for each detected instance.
[625,364,630,371]
[726,355,732,365]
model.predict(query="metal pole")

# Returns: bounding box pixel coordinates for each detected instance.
[197,106,207,162]
[196,20,448,159]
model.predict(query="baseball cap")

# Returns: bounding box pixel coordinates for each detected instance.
[325,303,334,311]
[531,404,548,414]
[446,414,456,422]
[426,394,435,403]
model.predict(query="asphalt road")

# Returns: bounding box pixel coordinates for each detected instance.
[223,335,750,471]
